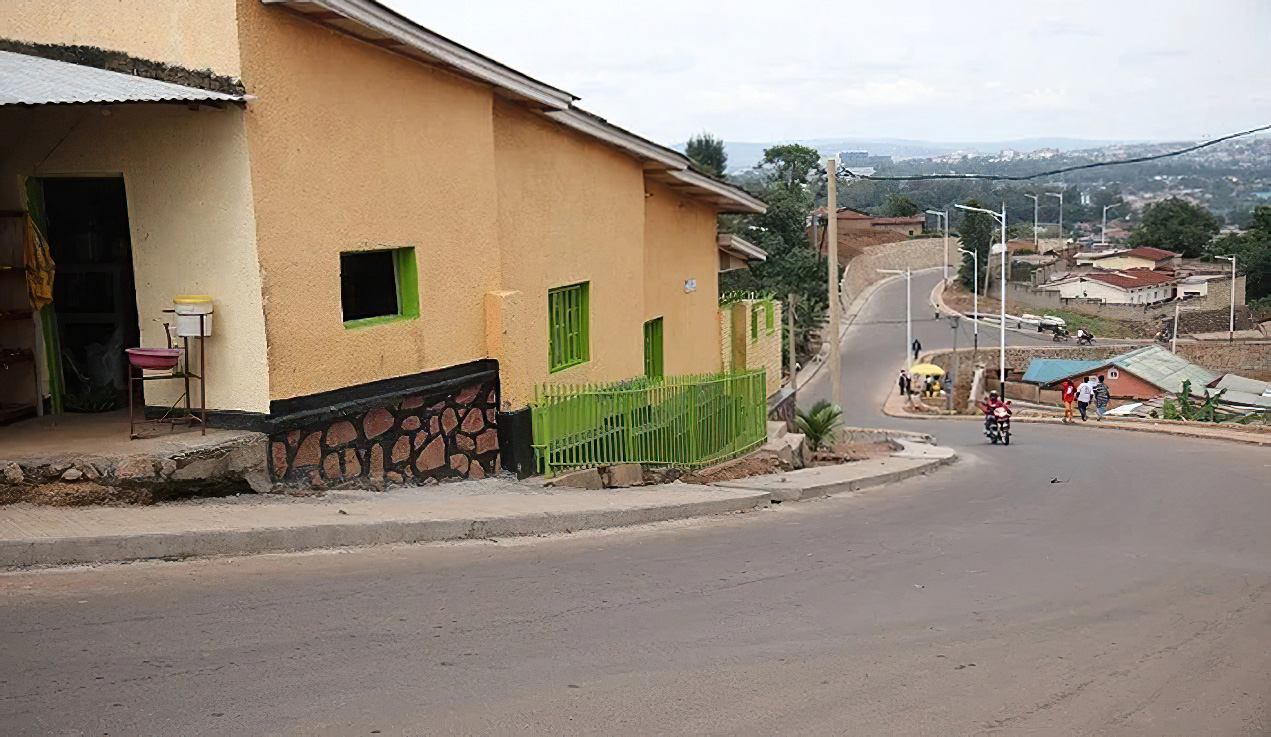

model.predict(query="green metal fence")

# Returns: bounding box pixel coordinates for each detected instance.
[531,370,768,478]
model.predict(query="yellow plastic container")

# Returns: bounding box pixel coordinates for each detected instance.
[173,295,214,337]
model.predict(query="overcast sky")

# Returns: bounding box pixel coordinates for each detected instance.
[388,0,1270,146]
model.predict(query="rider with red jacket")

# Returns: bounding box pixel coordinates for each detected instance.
[981,390,1011,430]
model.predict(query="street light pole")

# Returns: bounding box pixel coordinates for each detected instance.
[877,267,914,371]
[1025,193,1039,250]
[956,203,1008,397]
[1102,203,1118,245]
[1045,191,1063,249]
[1172,298,1180,354]
[958,246,979,353]
[947,314,960,413]
[825,158,842,409]
[1217,255,1236,342]
[926,209,949,283]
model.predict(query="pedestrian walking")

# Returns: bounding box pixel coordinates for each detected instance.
[898,369,911,397]
[1093,374,1111,420]
[1061,379,1077,423]
[1075,376,1095,421]
[912,338,922,361]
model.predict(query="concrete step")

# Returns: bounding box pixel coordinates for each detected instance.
[767,421,788,441]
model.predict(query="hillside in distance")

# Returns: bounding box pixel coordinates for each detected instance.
[709,137,1137,172]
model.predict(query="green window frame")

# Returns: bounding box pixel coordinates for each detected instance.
[643,317,664,378]
[341,247,419,329]
[750,305,759,342]
[548,281,590,373]
[763,300,775,334]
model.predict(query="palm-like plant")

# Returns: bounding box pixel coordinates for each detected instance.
[795,400,843,452]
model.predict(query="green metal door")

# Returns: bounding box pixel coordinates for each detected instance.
[643,317,663,378]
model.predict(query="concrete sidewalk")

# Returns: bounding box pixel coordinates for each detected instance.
[0,445,957,568]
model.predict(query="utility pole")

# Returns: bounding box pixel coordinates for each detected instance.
[947,314,960,413]
[1025,193,1039,250]
[825,158,841,409]
[1045,190,1063,250]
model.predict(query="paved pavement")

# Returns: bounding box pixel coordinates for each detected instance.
[3,270,1268,735]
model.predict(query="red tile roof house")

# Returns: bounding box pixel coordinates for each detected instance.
[1037,268,1180,305]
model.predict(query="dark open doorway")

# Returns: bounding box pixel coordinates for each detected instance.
[40,177,139,412]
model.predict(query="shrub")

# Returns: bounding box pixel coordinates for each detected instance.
[795,400,843,451]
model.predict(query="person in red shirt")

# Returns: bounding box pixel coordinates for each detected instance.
[1061,379,1077,424]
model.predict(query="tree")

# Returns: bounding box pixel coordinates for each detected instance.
[760,144,822,191]
[880,194,919,218]
[721,143,830,362]
[685,131,727,178]
[1209,205,1271,303]
[1128,197,1221,258]
[957,200,994,293]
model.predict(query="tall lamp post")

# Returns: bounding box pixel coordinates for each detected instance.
[1045,190,1063,248]
[877,267,913,370]
[1216,254,1237,342]
[956,203,1008,397]
[926,209,949,283]
[1101,203,1119,245]
[957,246,979,353]
[1024,193,1039,250]
[946,314,960,412]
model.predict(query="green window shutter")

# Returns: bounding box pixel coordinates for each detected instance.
[548,281,589,372]
[643,317,663,378]
[750,305,758,342]
[764,300,775,333]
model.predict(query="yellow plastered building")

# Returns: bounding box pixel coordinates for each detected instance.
[0,0,764,481]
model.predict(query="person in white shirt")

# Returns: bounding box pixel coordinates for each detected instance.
[1075,376,1096,421]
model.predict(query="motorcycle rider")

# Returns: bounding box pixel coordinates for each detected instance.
[981,390,1011,432]
[1076,327,1094,344]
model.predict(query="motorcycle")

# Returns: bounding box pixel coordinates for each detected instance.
[986,405,1012,445]
[1051,329,1070,342]
[1076,332,1095,346]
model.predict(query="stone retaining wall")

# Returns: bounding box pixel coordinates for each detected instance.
[840,238,946,310]
[994,278,1253,329]
[269,377,500,489]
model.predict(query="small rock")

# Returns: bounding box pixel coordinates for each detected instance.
[2,462,23,484]
[77,464,100,480]
[61,468,83,481]
[159,459,178,478]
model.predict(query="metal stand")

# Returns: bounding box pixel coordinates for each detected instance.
[128,312,207,439]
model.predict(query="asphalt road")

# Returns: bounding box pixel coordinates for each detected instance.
[3,272,1268,735]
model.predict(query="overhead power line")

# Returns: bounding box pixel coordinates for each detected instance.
[839,123,1271,182]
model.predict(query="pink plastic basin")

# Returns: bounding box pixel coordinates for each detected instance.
[126,348,181,370]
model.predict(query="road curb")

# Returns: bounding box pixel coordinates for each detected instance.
[715,451,956,503]
[0,491,772,569]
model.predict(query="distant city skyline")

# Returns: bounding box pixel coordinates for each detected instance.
[389,0,1270,147]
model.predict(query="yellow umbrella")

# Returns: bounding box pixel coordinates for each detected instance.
[908,363,945,376]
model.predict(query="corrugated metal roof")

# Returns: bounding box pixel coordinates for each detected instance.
[0,51,243,106]
[1111,345,1219,395]
[1021,358,1105,386]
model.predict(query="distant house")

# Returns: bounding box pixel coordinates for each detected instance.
[1022,345,1219,399]
[1089,247,1180,270]
[717,234,767,273]
[1037,269,1179,304]
[815,207,925,240]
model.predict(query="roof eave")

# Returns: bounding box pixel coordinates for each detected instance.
[261,0,576,110]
